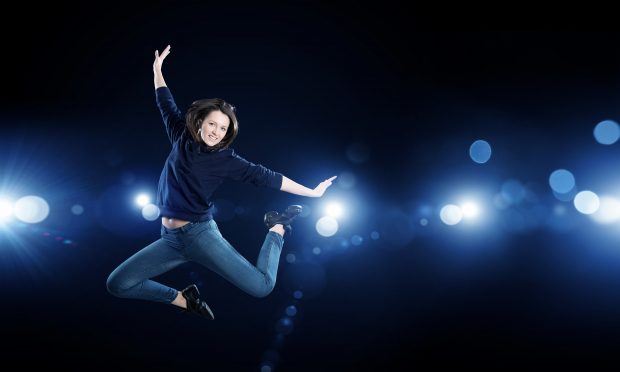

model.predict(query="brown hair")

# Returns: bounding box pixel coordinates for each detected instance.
[185,98,239,151]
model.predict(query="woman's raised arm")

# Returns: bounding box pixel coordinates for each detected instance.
[153,45,171,89]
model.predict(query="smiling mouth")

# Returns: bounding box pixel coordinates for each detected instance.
[208,135,218,140]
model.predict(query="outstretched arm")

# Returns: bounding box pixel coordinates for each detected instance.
[225,150,337,197]
[153,45,171,89]
[280,176,337,197]
[153,45,184,143]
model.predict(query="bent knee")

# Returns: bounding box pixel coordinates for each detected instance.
[106,273,128,297]
[252,281,276,298]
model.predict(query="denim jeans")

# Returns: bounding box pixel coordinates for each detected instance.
[106,219,285,303]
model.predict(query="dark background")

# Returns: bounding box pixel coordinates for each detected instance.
[1,2,620,370]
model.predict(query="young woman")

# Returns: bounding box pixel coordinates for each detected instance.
[106,45,336,320]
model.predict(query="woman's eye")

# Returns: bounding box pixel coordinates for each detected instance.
[221,127,227,132]
[208,122,214,126]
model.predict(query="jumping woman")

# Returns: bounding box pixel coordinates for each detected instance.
[106,45,337,319]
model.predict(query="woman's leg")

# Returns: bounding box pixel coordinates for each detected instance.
[185,220,285,298]
[106,234,188,304]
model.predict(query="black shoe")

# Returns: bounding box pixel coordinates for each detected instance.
[264,205,303,235]
[181,284,214,320]
[181,284,200,302]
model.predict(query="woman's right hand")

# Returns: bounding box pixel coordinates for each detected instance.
[311,176,337,197]
[153,45,171,73]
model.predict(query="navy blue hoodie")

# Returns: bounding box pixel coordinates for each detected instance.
[155,86,283,222]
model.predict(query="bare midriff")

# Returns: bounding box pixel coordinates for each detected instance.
[161,217,191,229]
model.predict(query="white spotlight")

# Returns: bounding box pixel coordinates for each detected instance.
[136,194,150,207]
[461,202,480,219]
[325,202,344,218]
[0,199,14,222]
[590,196,620,224]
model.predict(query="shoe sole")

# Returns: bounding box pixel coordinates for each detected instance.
[203,303,215,320]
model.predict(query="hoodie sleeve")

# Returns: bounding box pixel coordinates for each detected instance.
[155,86,185,144]
[225,150,283,189]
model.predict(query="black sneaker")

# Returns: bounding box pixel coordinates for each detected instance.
[264,205,303,235]
[180,284,214,320]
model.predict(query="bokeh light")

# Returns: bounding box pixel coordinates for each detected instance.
[549,169,576,194]
[14,195,50,224]
[469,139,492,164]
[440,204,463,225]
[141,204,160,221]
[285,305,297,317]
[573,190,600,215]
[351,235,363,246]
[553,188,577,202]
[275,317,294,335]
[316,216,339,237]
[593,120,620,145]
[71,204,84,215]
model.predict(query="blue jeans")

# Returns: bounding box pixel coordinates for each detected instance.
[106,219,285,303]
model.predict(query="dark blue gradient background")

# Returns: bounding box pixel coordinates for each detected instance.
[2,3,620,371]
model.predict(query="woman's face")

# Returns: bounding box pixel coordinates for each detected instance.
[200,110,230,147]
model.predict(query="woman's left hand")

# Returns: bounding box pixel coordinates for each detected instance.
[311,176,337,197]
